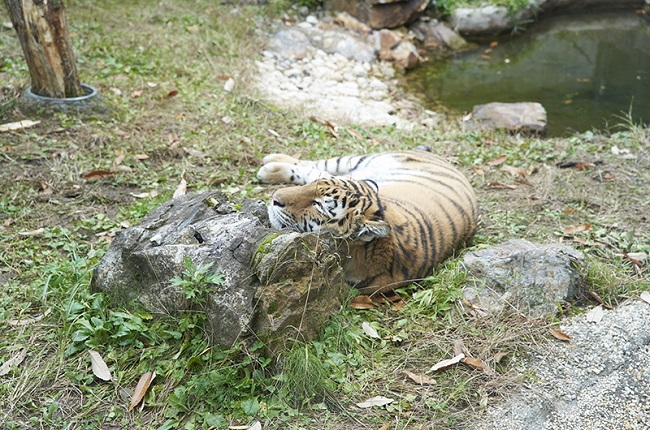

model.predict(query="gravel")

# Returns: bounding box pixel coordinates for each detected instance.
[471,299,650,430]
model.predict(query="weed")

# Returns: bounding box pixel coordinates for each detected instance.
[170,257,226,304]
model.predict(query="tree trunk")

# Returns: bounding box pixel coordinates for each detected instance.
[4,0,83,98]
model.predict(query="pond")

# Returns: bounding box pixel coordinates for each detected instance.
[403,10,650,136]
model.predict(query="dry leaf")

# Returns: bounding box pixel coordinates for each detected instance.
[129,371,156,411]
[89,350,112,381]
[487,181,517,190]
[173,178,187,198]
[391,300,405,311]
[346,128,363,140]
[550,328,572,342]
[130,190,159,199]
[461,356,490,373]
[429,353,465,372]
[113,150,126,167]
[563,223,591,235]
[166,90,179,98]
[18,228,45,236]
[350,295,375,310]
[362,322,380,339]
[373,293,402,303]
[623,252,644,268]
[586,305,604,323]
[639,291,650,305]
[224,78,235,92]
[402,370,436,385]
[0,120,41,132]
[556,161,596,169]
[587,291,606,307]
[486,155,507,167]
[131,90,143,98]
[247,422,262,430]
[620,252,648,263]
[183,147,207,158]
[356,396,394,409]
[0,348,27,376]
[378,424,390,430]
[82,170,117,180]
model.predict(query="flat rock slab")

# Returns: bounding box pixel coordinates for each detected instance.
[471,299,650,429]
[463,239,584,318]
[92,191,346,349]
[464,102,547,134]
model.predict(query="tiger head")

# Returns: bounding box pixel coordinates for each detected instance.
[268,177,391,242]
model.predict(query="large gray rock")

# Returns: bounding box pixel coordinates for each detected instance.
[470,299,650,429]
[324,0,430,29]
[410,20,469,52]
[450,5,515,37]
[464,102,547,134]
[91,191,347,349]
[462,240,584,318]
[449,0,645,37]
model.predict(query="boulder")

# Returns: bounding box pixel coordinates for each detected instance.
[410,20,469,51]
[462,240,585,318]
[324,0,430,29]
[267,28,315,60]
[449,5,515,37]
[464,102,547,134]
[376,29,421,69]
[91,191,347,349]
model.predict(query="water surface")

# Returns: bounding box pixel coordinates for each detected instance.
[404,11,650,135]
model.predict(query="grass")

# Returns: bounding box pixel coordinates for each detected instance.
[1,0,649,429]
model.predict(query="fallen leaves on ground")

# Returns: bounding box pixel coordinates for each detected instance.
[402,370,436,385]
[350,295,375,309]
[362,321,381,339]
[486,155,507,167]
[173,178,187,198]
[0,349,27,376]
[550,328,572,342]
[639,291,650,305]
[18,228,45,236]
[461,356,491,373]
[89,350,112,381]
[0,120,41,132]
[556,161,597,169]
[563,223,591,235]
[586,305,605,323]
[429,353,465,372]
[356,396,394,409]
[129,371,156,411]
[486,181,517,190]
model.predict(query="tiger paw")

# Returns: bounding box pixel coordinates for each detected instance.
[262,153,300,165]
[257,162,295,184]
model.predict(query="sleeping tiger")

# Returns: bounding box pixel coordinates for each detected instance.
[256,150,478,295]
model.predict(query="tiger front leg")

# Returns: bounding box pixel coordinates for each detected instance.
[257,161,333,185]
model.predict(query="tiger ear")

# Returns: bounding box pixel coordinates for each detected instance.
[353,219,391,242]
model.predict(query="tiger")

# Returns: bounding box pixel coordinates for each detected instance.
[256,150,478,295]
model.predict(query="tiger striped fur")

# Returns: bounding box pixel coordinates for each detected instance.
[256,150,478,295]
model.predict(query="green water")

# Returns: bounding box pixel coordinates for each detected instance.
[404,11,650,136]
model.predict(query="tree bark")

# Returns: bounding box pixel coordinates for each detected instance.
[4,0,83,98]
